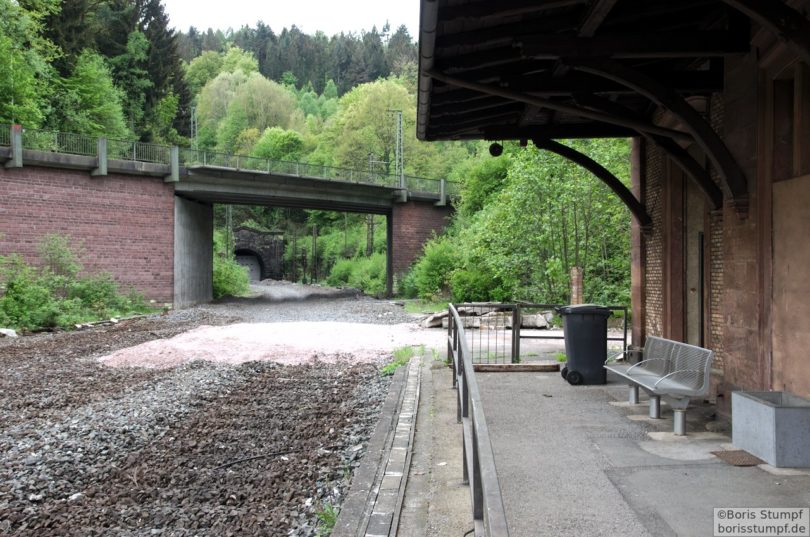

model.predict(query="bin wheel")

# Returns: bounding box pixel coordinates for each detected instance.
[566,370,584,385]
[560,366,568,379]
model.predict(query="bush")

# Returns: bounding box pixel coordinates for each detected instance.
[212,229,250,299]
[0,238,154,331]
[325,253,386,296]
[450,268,509,303]
[407,236,460,300]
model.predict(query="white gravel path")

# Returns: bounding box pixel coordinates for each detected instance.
[98,321,447,369]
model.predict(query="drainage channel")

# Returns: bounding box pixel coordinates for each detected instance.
[332,354,422,537]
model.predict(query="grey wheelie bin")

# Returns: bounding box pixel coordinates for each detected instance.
[557,304,611,385]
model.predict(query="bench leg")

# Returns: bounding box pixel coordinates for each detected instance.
[673,409,686,435]
[628,385,639,405]
[649,395,661,419]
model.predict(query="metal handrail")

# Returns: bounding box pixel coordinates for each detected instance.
[0,123,459,196]
[448,303,510,536]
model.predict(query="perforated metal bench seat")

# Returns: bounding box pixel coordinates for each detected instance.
[605,336,715,435]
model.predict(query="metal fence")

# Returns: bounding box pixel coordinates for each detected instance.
[21,128,98,157]
[453,303,520,364]
[451,302,629,364]
[1,124,459,197]
[447,304,510,536]
[108,139,171,164]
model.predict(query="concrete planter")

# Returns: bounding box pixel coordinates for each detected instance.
[732,391,810,467]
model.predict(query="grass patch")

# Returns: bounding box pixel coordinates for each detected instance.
[555,352,567,363]
[316,502,339,537]
[402,299,449,314]
[380,345,423,376]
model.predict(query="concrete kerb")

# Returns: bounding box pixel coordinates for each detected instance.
[332,356,421,537]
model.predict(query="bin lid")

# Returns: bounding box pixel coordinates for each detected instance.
[557,304,612,316]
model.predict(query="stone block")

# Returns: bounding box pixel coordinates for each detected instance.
[732,391,810,467]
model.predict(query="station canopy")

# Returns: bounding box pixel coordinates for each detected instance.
[416,0,752,143]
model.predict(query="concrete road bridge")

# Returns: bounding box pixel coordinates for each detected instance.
[0,125,455,306]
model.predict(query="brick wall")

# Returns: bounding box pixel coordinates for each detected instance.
[391,201,453,278]
[0,166,175,303]
[643,142,665,338]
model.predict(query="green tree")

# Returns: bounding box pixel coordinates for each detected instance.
[221,45,259,75]
[0,0,60,126]
[109,30,152,134]
[184,50,223,95]
[57,49,129,137]
[252,126,304,161]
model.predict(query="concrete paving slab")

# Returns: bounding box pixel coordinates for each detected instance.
[609,464,810,536]
[474,371,810,536]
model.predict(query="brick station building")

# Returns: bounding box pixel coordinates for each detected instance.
[417,0,810,411]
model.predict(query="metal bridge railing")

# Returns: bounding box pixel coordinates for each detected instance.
[108,138,172,164]
[21,128,98,157]
[448,303,510,536]
[1,124,459,197]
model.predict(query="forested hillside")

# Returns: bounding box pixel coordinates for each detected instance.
[1,0,633,305]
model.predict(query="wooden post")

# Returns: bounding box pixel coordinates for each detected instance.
[570,266,584,304]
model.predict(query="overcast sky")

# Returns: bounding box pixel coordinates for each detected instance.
[162,0,420,37]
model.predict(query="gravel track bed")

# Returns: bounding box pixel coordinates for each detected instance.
[0,283,413,535]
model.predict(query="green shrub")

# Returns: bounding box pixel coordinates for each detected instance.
[213,254,249,299]
[408,236,460,300]
[0,239,154,331]
[397,269,419,298]
[326,253,386,296]
[450,268,509,303]
[212,228,250,299]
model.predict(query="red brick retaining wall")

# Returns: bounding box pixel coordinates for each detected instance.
[0,166,175,303]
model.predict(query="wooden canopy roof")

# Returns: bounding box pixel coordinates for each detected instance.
[416,0,753,142]
[417,0,810,216]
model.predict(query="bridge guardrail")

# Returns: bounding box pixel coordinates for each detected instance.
[108,139,171,164]
[1,124,459,198]
[21,128,98,157]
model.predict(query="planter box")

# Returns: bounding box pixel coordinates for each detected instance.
[732,391,810,468]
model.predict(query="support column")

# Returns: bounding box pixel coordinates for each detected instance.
[174,196,213,308]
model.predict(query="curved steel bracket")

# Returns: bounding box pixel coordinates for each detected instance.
[570,58,749,217]
[722,0,810,66]
[533,138,652,231]
[572,93,723,210]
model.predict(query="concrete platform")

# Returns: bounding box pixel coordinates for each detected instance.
[475,372,810,537]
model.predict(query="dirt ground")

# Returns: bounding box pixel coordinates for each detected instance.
[0,286,418,536]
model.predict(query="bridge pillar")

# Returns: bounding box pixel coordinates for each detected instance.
[174,196,213,307]
[390,200,453,289]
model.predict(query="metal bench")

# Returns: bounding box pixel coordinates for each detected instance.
[604,336,714,435]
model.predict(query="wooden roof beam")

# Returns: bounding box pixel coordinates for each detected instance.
[570,58,749,216]
[501,69,724,94]
[574,93,723,209]
[425,69,694,142]
[520,32,751,59]
[721,0,810,66]
[553,0,620,77]
[579,0,620,36]
[439,0,587,24]
[481,123,636,140]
